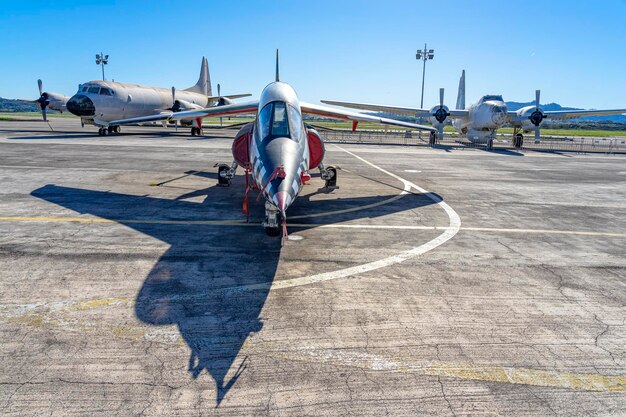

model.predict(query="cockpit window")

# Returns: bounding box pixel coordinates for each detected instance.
[483,95,503,102]
[288,104,303,139]
[88,86,100,94]
[81,86,88,92]
[257,101,294,141]
[271,102,289,137]
[100,88,112,96]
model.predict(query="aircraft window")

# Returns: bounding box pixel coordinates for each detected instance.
[259,103,272,140]
[81,86,88,92]
[271,102,289,137]
[88,86,100,94]
[100,88,112,96]
[258,101,293,141]
[288,105,303,139]
[483,95,503,102]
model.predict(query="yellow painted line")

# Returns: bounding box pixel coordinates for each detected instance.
[0,216,623,238]
[276,349,626,393]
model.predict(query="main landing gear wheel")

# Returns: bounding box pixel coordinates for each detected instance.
[191,127,202,136]
[514,133,524,149]
[324,165,337,188]
[98,128,109,136]
[217,164,231,186]
[111,126,120,134]
[486,139,494,151]
[429,131,436,147]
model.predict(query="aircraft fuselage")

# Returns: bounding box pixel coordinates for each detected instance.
[250,82,309,216]
[66,80,211,126]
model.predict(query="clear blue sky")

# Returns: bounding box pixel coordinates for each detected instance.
[1,0,625,109]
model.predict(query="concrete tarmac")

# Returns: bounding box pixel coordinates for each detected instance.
[0,119,625,416]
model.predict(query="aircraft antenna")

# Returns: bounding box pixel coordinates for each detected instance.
[275,49,280,82]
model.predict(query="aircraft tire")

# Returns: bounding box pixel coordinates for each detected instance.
[487,139,493,151]
[515,133,523,148]
[217,164,231,186]
[324,166,337,188]
[102,128,109,136]
[97,128,103,136]
[265,226,281,237]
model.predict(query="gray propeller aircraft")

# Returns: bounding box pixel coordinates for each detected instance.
[100,50,435,240]
[323,70,626,149]
[19,79,71,121]
[65,57,250,136]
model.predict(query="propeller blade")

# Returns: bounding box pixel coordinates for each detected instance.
[438,124,444,142]
[171,86,176,103]
[41,106,47,122]
[38,79,43,96]
[439,87,444,108]
[535,126,540,142]
[217,83,221,98]
[535,89,540,110]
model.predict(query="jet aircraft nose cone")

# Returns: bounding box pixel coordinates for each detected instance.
[273,191,292,215]
[67,94,95,116]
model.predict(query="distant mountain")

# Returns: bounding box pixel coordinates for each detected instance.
[505,101,626,123]
[0,97,38,112]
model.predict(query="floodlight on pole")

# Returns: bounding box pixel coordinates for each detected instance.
[95,52,109,81]
[416,43,434,110]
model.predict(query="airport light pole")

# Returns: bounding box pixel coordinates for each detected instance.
[95,52,109,81]
[416,44,434,110]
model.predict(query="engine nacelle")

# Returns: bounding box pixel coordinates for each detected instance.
[232,122,254,168]
[515,105,545,132]
[217,97,235,106]
[428,104,450,128]
[175,99,203,111]
[306,128,325,170]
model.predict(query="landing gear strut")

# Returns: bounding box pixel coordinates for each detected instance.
[319,163,337,188]
[264,201,281,236]
[512,127,524,148]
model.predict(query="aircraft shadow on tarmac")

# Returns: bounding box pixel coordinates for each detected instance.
[31,176,437,405]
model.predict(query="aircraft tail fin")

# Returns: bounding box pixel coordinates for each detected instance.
[456,69,465,110]
[275,49,280,82]
[184,56,212,96]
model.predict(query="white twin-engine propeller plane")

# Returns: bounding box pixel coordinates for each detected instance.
[323,70,626,149]
[103,50,435,241]
[66,57,251,136]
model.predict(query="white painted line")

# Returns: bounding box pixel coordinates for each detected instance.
[404,169,421,173]
[232,146,461,292]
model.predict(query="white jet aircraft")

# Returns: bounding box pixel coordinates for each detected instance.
[323,70,626,149]
[66,57,250,136]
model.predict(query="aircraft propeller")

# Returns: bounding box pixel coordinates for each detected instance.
[35,79,50,122]
[529,89,546,142]
[433,87,450,140]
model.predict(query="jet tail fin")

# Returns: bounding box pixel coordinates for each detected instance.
[456,70,465,110]
[184,56,212,96]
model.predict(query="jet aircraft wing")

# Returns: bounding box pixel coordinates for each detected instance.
[106,101,259,127]
[320,100,469,118]
[301,102,436,131]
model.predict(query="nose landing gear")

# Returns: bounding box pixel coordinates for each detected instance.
[319,163,337,188]
[264,201,281,236]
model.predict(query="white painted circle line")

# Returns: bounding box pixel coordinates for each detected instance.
[231,145,461,293]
